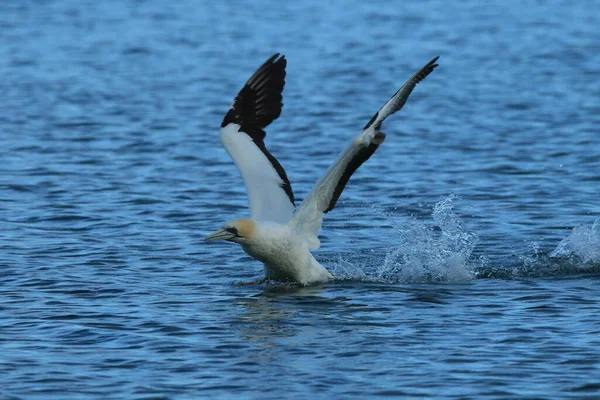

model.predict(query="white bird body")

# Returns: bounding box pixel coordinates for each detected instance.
[241,221,333,285]
[206,53,439,285]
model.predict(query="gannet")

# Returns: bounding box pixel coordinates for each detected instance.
[206,53,439,285]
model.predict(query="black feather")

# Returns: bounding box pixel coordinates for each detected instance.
[325,132,386,213]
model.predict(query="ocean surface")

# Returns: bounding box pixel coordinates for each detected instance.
[1,0,599,398]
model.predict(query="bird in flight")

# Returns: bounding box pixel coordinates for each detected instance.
[206,53,439,285]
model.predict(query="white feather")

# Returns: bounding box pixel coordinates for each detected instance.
[287,130,375,249]
[220,123,295,224]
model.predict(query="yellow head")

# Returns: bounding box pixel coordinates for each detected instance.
[205,218,257,244]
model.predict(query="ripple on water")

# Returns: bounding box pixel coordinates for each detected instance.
[1,0,600,399]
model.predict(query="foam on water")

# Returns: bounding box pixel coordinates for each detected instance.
[331,194,478,283]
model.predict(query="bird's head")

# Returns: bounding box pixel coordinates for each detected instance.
[204,218,257,244]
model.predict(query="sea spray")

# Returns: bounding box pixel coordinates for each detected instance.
[550,218,600,267]
[330,194,478,283]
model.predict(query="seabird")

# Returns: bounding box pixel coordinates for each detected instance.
[206,53,439,285]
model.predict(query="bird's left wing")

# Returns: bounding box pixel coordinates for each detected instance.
[288,56,439,249]
[219,53,295,224]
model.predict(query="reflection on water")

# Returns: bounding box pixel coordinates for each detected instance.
[259,282,329,298]
[235,283,329,343]
[232,284,346,367]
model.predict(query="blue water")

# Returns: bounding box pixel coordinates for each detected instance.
[1,0,600,398]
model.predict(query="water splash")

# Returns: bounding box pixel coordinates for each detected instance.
[549,218,600,268]
[478,220,600,279]
[331,194,478,283]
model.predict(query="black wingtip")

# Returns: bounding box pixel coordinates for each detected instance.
[265,53,286,70]
[428,56,440,71]
[221,53,288,130]
[413,56,440,85]
[271,52,284,62]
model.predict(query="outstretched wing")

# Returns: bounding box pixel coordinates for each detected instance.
[219,53,295,224]
[288,56,439,248]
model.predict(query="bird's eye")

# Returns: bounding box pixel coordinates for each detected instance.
[226,227,239,235]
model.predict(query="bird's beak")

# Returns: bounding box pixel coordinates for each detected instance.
[205,229,235,242]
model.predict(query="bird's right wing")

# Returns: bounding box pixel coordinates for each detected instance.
[288,56,439,249]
